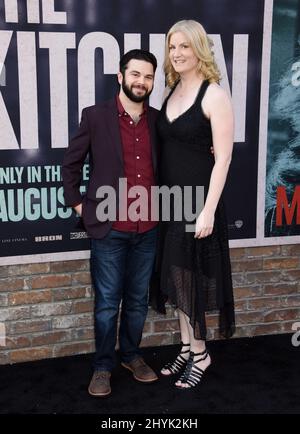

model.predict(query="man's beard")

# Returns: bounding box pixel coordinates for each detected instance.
[121,79,152,103]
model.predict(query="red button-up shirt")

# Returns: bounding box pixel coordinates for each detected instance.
[112,96,158,233]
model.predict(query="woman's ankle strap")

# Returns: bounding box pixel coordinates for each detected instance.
[180,342,190,347]
[190,348,207,356]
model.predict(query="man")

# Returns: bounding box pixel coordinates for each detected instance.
[62,50,159,397]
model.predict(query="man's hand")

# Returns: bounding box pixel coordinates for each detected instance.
[74,203,82,217]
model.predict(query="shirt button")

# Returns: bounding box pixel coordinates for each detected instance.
[130,121,133,125]
[137,174,141,178]
[136,156,140,160]
[136,138,139,142]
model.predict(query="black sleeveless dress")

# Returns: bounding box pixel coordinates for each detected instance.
[152,80,235,340]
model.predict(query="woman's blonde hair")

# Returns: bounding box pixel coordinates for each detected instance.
[164,20,221,88]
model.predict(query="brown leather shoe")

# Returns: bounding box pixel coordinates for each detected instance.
[121,357,158,383]
[88,371,111,397]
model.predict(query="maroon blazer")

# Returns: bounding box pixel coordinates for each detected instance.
[62,98,159,239]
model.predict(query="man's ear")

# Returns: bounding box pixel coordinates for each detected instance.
[117,72,123,85]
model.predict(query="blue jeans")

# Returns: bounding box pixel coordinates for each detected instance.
[90,227,157,372]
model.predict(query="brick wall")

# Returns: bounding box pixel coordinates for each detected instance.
[0,244,300,365]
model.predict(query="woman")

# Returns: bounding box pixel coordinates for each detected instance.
[155,20,235,389]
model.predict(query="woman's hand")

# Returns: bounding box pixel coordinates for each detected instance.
[194,209,215,239]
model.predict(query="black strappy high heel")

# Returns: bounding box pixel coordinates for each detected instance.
[160,342,190,376]
[176,348,211,388]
